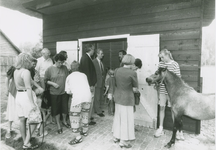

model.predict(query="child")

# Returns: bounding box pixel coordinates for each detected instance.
[5,66,18,138]
[34,87,49,137]
[104,69,115,115]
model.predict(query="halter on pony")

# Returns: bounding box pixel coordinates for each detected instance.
[153,69,167,89]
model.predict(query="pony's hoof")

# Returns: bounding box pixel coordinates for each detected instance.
[164,142,174,148]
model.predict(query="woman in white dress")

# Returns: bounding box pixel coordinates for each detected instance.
[14,53,41,149]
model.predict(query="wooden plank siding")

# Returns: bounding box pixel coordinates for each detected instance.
[43,0,203,91]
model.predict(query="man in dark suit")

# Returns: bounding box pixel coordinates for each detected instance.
[79,43,97,125]
[93,49,105,117]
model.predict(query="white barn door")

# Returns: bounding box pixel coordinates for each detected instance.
[56,41,78,66]
[127,34,159,128]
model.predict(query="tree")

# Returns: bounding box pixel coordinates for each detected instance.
[19,32,43,58]
[201,20,215,66]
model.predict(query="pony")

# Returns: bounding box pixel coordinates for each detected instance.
[146,67,215,148]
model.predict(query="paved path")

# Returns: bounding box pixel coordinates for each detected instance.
[1,109,215,150]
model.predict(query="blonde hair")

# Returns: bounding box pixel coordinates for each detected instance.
[159,49,173,60]
[15,53,36,69]
[121,54,135,65]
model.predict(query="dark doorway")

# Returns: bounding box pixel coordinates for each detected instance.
[82,38,127,72]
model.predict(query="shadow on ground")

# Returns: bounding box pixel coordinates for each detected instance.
[1,128,58,150]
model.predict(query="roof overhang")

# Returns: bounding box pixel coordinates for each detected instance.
[0,0,42,19]
[202,0,215,27]
[1,0,215,27]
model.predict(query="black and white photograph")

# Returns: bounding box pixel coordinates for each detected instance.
[0,0,215,150]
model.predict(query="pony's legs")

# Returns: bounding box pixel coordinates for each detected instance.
[165,116,182,148]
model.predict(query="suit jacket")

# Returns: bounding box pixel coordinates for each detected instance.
[114,67,138,106]
[93,58,105,88]
[79,53,97,87]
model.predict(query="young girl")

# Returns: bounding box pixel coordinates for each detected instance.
[5,66,18,138]
[104,69,115,115]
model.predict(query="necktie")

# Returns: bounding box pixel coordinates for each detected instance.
[100,61,104,72]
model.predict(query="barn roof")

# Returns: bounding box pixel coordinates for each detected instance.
[0,0,42,19]
[0,30,22,54]
[0,0,214,27]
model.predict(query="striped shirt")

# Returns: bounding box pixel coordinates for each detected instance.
[158,60,181,94]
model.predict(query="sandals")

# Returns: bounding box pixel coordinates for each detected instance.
[119,143,132,148]
[72,129,79,133]
[23,144,39,149]
[68,137,83,145]
[62,122,71,128]
[113,138,120,143]
[80,131,88,136]
[57,128,63,134]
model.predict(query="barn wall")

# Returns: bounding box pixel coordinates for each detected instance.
[0,33,19,74]
[0,33,19,56]
[43,0,203,91]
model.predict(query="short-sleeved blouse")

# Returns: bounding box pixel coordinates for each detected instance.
[114,67,138,106]
[44,65,69,95]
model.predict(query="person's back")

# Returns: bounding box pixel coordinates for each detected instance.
[114,67,137,106]
[65,71,91,107]
[14,68,30,90]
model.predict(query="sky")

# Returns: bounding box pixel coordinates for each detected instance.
[0,6,42,48]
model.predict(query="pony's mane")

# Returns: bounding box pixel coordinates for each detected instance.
[166,70,194,91]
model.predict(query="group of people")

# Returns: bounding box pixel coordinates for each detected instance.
[5,41,184,148]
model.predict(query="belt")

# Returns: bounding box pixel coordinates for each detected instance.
[17,90,27,92]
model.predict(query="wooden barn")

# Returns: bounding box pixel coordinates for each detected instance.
[0,30,21,74]
[3,0,214,134]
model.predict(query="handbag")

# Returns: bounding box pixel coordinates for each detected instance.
[27,106,42,124]
[134,91,141,105]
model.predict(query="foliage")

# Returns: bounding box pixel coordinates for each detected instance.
[19,32,43,59]
[201,21,215,66]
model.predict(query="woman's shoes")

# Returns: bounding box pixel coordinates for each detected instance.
[119,143,132,148]
[57,128,63,134]
[23,144,39,149]
[68,137,83,145]
[80,131,88,136]
[113,138,120,143]
[62,122,71,128]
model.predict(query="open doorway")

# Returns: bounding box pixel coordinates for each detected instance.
[82,38,127,71]
[79,34,160,128]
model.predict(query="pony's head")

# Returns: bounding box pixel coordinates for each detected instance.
[146,67,168,86]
